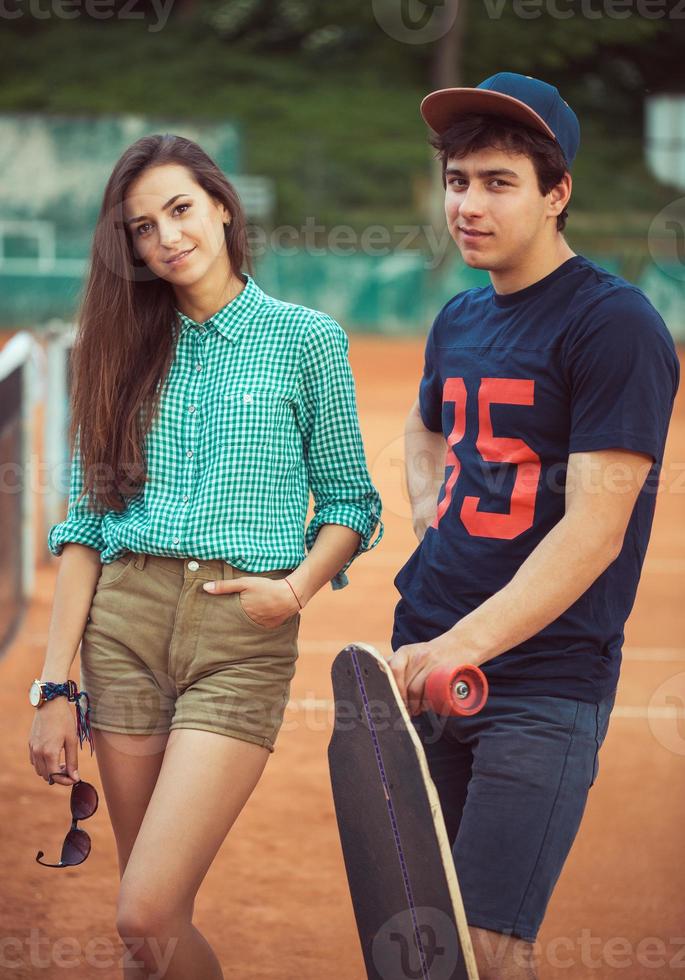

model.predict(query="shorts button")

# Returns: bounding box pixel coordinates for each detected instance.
[187,560,199,571]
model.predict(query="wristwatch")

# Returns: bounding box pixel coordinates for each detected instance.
[28,679,77,708]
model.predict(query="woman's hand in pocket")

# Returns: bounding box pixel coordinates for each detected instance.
[203,576,301,628]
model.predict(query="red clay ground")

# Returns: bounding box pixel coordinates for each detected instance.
[1,333,684,979]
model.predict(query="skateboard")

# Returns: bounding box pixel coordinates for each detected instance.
[328,642,489,980]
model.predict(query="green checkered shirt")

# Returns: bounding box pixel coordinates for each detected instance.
[48,275,384,589]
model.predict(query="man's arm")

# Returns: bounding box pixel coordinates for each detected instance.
[405,397,445,540]
[391,447,655,713]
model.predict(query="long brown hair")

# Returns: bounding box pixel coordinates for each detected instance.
[69,134,251,514]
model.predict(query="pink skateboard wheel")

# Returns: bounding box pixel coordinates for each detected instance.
[424,664,488,716]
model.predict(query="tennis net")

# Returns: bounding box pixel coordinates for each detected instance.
[0,332,37,657]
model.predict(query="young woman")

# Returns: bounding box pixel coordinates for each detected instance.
[28,134,383,979]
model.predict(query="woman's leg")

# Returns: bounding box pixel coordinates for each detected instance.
[115,727,270,980]
[92,728,193,979]
[92,729,170,879]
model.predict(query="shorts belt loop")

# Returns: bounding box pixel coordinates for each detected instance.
[134,553,147,571]
[221,560,233,580]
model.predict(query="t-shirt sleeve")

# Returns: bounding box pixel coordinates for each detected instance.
[563,289,680,464]
[418,313,444,433]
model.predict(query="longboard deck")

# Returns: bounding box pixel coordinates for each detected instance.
[328,643,479,980]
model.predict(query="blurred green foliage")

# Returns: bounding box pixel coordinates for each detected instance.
[1,0,683,233]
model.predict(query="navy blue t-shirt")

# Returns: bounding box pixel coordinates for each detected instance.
[392,255,680,703]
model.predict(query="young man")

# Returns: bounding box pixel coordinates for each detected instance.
[389,73,680,980]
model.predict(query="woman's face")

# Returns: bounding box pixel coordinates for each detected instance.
[123,163,231,286]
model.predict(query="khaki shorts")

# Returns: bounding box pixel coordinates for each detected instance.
[79,551,300,752]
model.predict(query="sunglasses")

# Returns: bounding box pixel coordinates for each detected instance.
[36,775,99,868]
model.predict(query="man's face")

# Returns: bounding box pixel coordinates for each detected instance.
[444,148,553,271]
[123,163,230,286]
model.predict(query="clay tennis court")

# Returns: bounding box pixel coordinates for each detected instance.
[2,334,684,979]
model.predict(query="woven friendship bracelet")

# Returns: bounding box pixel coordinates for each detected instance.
[43,680,79,702]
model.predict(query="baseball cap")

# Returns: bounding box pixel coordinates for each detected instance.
[420,72,580,170]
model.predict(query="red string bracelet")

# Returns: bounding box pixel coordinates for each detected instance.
[284,577,303,609]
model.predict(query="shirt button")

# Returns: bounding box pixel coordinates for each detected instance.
[186,449,193,458]
[188,405,196,414]
[182,494,189,502]
[187,560,199,571]
[172,537,180,545]
[195,363,202,371]
[243,393,253,405]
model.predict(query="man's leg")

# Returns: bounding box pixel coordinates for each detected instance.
[411,710,473,845]
[416,690,616,975]
[469,926,538,980]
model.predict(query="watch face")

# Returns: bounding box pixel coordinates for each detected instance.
[29,682,41,707]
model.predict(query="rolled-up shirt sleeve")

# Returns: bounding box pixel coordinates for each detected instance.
[47,428,106,558]
[299,313,384,590]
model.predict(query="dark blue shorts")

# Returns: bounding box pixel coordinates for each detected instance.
[411,690,616,943]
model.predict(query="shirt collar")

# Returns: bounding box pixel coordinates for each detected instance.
[174,274,265,344]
